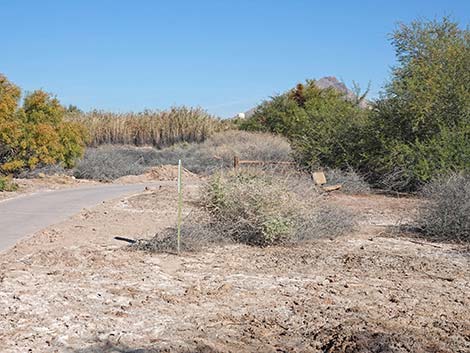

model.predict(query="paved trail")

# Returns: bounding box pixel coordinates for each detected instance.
[0,183,168,252]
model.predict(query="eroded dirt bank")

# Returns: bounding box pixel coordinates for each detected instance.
[0,185,469,352]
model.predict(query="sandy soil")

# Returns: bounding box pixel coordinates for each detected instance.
[114,166,200,184]
[0,185,469,353]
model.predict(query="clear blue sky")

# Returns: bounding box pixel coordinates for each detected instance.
[2,0,469,117]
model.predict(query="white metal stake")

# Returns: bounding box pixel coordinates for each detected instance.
[177,159,182,253]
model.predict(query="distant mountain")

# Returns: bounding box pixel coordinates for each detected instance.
[242,107,257,119]
[238,76,368,118]
[315,76,351,96]
[315,76,369,108]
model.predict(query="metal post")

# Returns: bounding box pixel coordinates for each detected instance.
[177,159,183,253]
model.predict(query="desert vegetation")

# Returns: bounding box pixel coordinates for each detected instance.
[0,175,17,192]
[199,170,355,245]
[73,145,151,181]
[1,16,469,246]
[1,13,470,353]
[134,169,356,252]
[0,74,87,190]
[73,130,293,180]
[241,17,470,193]
[239,79,370,171]
[67,108,228,148]
[416,173,470,242]
[323,168,370,194]
[2,18,468,197]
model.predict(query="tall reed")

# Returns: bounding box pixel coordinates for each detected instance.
[67,106,229,148]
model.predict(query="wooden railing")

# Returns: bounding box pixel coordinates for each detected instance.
[233,156,295,169]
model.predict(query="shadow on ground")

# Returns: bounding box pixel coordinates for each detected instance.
[317,329,449,353]
[69,340,220,353]
[67,329,451,353]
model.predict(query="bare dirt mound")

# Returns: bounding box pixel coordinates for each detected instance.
[114,165,199,183]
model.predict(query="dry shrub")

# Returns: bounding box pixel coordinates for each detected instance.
[201,170,304,246]
[17,164,69,179]
[324,168,371,194]
[73,145,150,181]
[67,107,228,148]
[74,131,293,180]
[377,167,416,192]
[149,130,293,174]
[135,170,356,252]
[417,173,470,243]
[132,211,230,253]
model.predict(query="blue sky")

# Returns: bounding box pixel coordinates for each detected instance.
[1,1,469,117]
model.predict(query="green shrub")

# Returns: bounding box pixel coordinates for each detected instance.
[201,171,295,245]
[240,81,369,170]
[370,123,470,191]
[239,17,470,192]
[417,173,470,242]
[368,17,470,191]
[0,175,18,192]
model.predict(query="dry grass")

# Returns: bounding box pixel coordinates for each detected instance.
[67,107,229,148]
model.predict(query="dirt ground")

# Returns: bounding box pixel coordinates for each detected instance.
[114,166,199,184]
[0,183,469,353]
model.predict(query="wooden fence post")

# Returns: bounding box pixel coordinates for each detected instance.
[233,156,240,170]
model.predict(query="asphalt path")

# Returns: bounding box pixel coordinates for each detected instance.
[0,183,168,252]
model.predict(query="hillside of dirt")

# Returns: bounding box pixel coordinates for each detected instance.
[0,185,469,353]
[114,165,199,184]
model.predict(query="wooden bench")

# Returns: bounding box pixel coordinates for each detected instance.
[311,171,342,192]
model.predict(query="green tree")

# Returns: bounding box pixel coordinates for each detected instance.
[0,74,22,171]
[0,74,87,178]
[371,17,470,190]
[240,79,369,170]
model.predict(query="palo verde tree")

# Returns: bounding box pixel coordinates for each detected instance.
[370,17,470,190]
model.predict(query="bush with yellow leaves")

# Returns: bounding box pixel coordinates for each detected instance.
[0,74,87,188]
